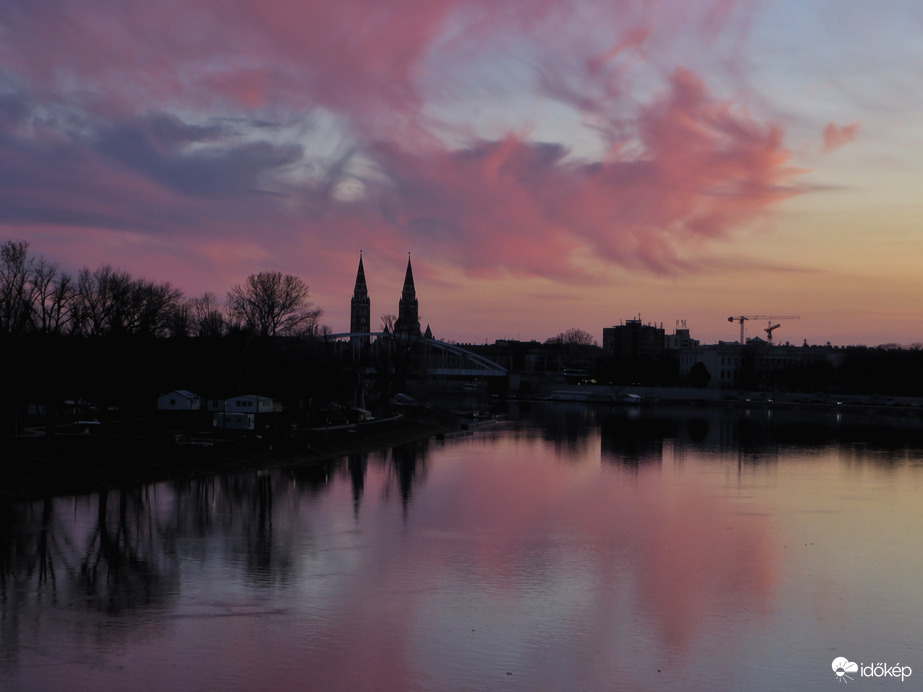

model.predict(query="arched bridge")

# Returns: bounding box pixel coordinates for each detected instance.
[324,333,507,377]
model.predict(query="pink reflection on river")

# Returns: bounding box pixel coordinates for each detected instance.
[261,433,780,690]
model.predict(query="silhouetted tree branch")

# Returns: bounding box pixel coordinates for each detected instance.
[188,292,227,337]
[380,313,396,333]
[545,327,597,346]
[227,271,321,337]
[0,239,38,335]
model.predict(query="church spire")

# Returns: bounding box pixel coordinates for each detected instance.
[394,253,421,338]
[401,253,415,299]
[353,251,368,295]
[350,252,370,347]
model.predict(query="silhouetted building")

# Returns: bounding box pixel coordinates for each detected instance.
[394,255,421,338]
[680,341,846,390]
[603,319,665,359]
[665,326,699,350]
[350,252,371,348]
[680,342,743,388]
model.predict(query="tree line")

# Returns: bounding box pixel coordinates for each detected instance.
[0,239,322,338]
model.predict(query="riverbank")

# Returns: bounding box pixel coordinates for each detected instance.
[534,383,923,415]
[7,385,922,502]
[2,413,456,502]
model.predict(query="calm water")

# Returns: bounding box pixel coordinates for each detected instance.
[3,403,923,691]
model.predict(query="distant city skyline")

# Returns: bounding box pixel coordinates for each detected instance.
[2,2,922,347]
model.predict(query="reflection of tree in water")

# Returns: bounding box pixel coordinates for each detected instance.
[0,500,54,595]
[0,489,180,616]
[170,475,221,540]
[170,472,301,588]
[76,488,180,613]
[0,446,428,672]
[229,471,281,585]
[0,487,180,671]
[0,500,56,670]
[347,454,367,519]
[287,460,335,495]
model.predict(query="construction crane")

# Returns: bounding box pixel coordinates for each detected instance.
[728,315,800,344]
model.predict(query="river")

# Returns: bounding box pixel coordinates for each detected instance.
[2,402,922,691]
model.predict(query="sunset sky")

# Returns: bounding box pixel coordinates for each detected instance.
[2,1,922,346]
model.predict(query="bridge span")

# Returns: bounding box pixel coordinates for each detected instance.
[324,333,507,377]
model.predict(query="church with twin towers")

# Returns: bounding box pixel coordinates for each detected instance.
[350,253,432,348]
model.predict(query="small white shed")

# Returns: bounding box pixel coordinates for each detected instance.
[157,390,202,411]
[225,395,274,414]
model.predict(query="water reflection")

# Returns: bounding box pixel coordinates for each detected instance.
[0,439,433,681]
[599,415,667,467]
[0,488,182,679]
[2,405,923,690]
[500,402,601,462]
[513,401,923,466]
[388,439,430,513]
[0,489,181,613]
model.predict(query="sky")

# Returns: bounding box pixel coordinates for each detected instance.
[2,0,922,347]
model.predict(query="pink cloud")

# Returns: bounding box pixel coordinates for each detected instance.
[822,121,860,152]
[342,66,799,278]
[0,1,754,127]
[0,0,802,323]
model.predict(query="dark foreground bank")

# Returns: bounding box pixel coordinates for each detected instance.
[2,414,456,501]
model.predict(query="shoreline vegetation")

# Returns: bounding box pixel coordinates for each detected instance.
[6,386,923,502]
[3,412,457,502]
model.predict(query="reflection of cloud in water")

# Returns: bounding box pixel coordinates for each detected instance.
[302,442,778,685]
[627,468,776,649]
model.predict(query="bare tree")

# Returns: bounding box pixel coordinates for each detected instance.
[166,298,193,338]
[545,328,597,346]
[188,292,226,337]
[130,279,184,336]
[227,271,321,337]
[0,240,37,335]
[0,239,79,335]
[380,313,396,333]
[75,265,129,336]
[31,258,76,334]
[74,265,183,337]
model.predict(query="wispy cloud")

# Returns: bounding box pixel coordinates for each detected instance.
[822,121,860,152]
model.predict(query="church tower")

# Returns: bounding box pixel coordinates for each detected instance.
[393,254,421,338]
[350,252,370,348]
